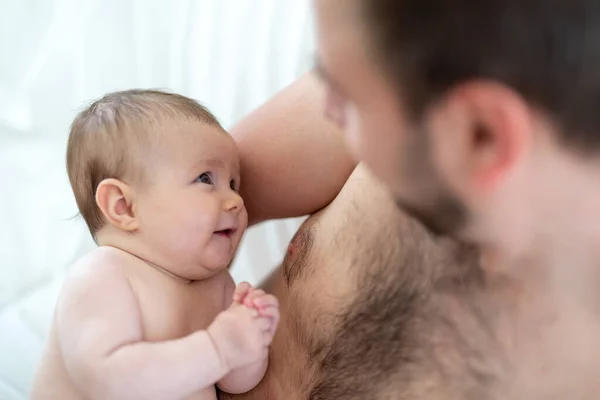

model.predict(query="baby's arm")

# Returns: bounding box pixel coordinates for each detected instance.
[56,260,266,400]
[217,284,280,394]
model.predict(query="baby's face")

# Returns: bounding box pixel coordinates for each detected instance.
[135,121,248,279]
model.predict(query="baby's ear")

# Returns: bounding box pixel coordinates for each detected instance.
[95,178,139,232]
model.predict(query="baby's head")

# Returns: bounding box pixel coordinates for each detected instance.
[67,89,247,279]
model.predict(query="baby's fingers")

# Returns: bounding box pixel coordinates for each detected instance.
[259,304,280,335]
[254,294,279,310]
[258,304,279,320]
[243,289,266,307]
[233,282,253,304]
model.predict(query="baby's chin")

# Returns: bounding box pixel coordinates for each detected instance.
[189,255,235,279]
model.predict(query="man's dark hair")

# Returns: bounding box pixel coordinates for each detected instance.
[360,0,600,151]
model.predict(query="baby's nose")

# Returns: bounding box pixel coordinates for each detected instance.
[224,191,244,213]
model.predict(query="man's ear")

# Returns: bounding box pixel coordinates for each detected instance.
[428,80,532,195]
[95,178,139,232]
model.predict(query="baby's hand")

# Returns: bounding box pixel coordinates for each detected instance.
[232,283,280,338]
[208,304,271,371]
[242,288,280,338]
[232,281,254,305]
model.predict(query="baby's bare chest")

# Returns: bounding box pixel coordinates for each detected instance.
[130,274,228,341]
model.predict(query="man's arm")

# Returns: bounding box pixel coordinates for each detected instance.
[232,72,357,226]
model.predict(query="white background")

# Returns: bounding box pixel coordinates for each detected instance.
[0,1,314,398]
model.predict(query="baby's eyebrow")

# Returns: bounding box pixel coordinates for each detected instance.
[204,159,225,168]
[193,159,225,170]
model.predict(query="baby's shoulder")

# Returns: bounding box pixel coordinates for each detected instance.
[54,247,142,335]
[72,246,131,273]
[60,247,133,299]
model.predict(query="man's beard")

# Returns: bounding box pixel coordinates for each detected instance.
[397,125,470,237]
[395,191,468,237]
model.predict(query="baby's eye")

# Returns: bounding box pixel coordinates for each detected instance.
[196,172,214,185]
[230,179,238,192]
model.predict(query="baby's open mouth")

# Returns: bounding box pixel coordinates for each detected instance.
[214,228,235,237]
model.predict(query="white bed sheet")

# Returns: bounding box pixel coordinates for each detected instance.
[0,1,313,397]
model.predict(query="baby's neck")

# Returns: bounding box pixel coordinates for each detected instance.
[95,228,209,283]
[129,252,194,284]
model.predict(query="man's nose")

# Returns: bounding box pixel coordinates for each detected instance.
[223,191,244,214]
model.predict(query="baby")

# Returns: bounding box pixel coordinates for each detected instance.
[31,90,280,400]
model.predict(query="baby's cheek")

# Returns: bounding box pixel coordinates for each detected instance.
[239,208,249,230]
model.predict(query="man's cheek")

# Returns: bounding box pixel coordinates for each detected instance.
[342,105,368,162]
[355,118,400,187]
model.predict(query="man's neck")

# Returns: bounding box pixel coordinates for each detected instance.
[487,151,600,303]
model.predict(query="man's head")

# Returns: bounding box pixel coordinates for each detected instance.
[67,90,247,278]
[314,0,600,254]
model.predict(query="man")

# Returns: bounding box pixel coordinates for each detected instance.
[310,0,600,396]
[219,67,600,398]
[313,0,600,268]
[221,164,483,400]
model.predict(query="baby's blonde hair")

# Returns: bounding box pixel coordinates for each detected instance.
[67,89,222,238]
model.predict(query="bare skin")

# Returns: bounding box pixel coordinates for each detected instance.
[220,167,600,400]
[312,0,600,312]
[220,165,401,400]
[31,116,280,400]
[32,247,266,400]
[225,71,600,398]
[232,72,356,226]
